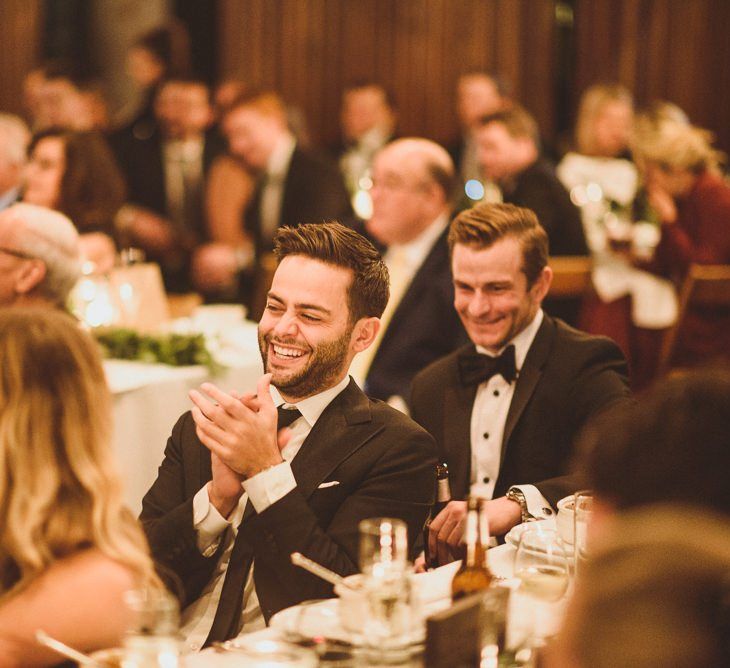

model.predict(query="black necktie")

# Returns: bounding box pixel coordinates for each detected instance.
[458,345,517,386]
[204,405,302,645]
[277,405,302,429]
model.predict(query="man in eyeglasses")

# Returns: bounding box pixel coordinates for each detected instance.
[0,203,80,308]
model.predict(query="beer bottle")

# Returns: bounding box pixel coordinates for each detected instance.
[451,495,493,601]
[423,462,451,570]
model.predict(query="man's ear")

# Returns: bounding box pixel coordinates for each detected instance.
[15,260,46,295]
[532,265,553,303]
[351,316,381,353]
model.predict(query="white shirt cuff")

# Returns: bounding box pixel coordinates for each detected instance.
[242,461,297,513]
[192,484,232,555]
[512,484,555,520]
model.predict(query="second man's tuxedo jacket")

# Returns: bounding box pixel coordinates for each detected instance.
[410,315,630,506]
[140,380,437,625]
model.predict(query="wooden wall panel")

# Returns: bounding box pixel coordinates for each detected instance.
[0,1,43,117]
[218,0,558,148]
[574,0,730,154]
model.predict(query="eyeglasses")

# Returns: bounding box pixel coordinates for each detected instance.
[0,246,35,260]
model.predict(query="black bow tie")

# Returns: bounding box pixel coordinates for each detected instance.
[458,345,517,386]
[277,406,302,429]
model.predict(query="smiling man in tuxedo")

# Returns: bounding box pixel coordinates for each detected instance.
[411,203,630,565]
[141,222,437,649]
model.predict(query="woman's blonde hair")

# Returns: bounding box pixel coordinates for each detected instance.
[575,83,633,156]
[632,117,725,175]
[0,309,156,596]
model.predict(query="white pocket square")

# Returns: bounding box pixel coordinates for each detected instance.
[317,480,340,489]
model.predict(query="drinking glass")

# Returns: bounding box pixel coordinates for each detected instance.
[573,491,594,579]
[513,526,570,649]
[123,586,181,667]
[358,517,409,575]
[358,518,415,662]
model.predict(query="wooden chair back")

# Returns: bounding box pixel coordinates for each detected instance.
[657,263,730,374]
[547,255,593,298]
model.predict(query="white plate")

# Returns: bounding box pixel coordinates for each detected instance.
[504,518,557,550]
[268,598,424,647]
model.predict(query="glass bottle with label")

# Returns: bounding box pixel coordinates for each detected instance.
[451,495,493,601]
[423,462,451,570]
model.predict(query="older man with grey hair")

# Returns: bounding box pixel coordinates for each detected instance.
[0,203,81,308]
[0,114,30,211]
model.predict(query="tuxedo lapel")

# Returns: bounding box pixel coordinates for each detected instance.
[500,316,555,465]
[443,349,478,498]
[290,380,380,498]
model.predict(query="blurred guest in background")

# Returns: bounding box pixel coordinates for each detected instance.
[334,81,397,215]
[0,308,159,664]
[0,204,80,309]
[450,72,508,191]
[477,105,587,257]
[349,138,466,406]
[113,78,224,291]
[222,91,351,311]
[548,368,730,668]
[0,115,29,211]
[632,119,730,367]
[477,105,588,325]
[411,203,629,564]
[557,86,678,388]
[116,20,191,140]
[24,128,124,273]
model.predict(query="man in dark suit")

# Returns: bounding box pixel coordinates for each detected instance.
[110,78,224,292]
[348,138,467,405]
[410,203,629,564]
[476,105,589,324]
[141,222,437,649]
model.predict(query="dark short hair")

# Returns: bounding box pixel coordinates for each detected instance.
[577,367,730,515]
[479,104,539,145]
[273,222,390,321]
[343,80,396,111]
[448,203,548,287]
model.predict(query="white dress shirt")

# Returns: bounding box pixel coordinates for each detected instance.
[179,375,351,651]
[469,309,553,518]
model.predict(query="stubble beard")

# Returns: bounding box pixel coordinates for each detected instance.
[257,327,353,401]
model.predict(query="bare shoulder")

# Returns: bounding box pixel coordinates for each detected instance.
[0,549,138,665]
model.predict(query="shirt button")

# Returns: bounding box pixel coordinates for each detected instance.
[483,476,490,484]
[483,432,489,439]
[189,642,200,651]
[493,390,500,397]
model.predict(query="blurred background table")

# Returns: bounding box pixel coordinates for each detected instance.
[105,318,263,513]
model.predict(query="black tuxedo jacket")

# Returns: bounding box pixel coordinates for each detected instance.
[140,380,437,625]
[360,225,468,401]
[245,146,352,256]
[410,315,630,507]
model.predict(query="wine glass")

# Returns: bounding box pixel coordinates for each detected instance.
[513,526,570,649]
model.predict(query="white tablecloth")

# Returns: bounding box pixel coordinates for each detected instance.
[106,321,263,513]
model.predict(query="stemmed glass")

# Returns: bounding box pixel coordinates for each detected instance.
[513,526,570,649]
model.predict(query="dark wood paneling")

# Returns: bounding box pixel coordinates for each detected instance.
[574,0,730,154]
[218,0,557,148]
[0,1,43,116]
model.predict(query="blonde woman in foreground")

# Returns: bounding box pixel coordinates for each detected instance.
[0,308,158,666]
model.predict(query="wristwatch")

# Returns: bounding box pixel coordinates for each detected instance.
[506,487,535,523]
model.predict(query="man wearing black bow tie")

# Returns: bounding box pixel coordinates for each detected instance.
[411,203,629,564]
